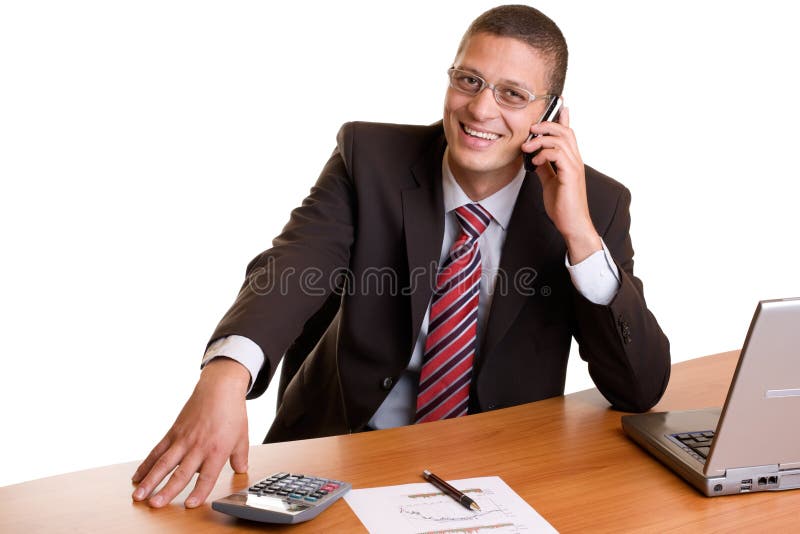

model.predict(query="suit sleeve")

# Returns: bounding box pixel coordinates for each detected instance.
[207,124,357,399]
[572,186,671,412]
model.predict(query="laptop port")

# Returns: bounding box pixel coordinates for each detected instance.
[758,477,767,486]
[768,476,778,485]
[741,479,752,485]
[740,484,752,492]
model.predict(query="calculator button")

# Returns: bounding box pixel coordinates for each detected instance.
[304,496,318,502]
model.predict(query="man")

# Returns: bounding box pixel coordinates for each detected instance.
[132,4,670,508]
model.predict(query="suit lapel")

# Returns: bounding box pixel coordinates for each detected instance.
[402,132,446,351]
[479,171,564,360]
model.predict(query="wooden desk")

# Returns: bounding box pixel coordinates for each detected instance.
[2,351,798,533]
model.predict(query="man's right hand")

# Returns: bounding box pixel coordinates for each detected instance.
[131,357,250,508]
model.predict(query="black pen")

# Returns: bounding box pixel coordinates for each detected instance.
[422,469,481,512]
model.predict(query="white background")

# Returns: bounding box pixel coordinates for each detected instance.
[1,1,799,488]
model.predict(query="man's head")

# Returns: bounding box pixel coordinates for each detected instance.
[457,5,568,96]
[443,5,568,190]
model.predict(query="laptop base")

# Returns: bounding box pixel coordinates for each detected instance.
[623,409,800,497]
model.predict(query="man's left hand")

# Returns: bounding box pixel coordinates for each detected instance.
[522,106,602,264]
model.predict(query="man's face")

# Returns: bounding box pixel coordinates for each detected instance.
[444,33,551,183]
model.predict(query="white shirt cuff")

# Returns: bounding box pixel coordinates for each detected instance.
[202,335,265,395]
[564,240,621,305]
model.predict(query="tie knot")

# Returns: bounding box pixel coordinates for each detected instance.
[454,203,492,239]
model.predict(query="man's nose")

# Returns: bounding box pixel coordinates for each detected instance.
[466,86,501,121]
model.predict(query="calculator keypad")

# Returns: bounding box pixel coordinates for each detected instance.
[248,472,344,503]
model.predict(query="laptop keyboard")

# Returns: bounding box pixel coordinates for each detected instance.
[670,430,715,463]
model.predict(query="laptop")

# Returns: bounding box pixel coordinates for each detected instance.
[622,297,800,496]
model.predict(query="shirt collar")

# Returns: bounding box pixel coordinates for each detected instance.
[441,148,526,231]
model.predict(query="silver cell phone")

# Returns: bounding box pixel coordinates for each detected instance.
[524,96,562,172]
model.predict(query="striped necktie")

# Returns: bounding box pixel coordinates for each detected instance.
[415,203,492,423]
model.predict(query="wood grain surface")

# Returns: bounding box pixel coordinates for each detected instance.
[3,350,798,533]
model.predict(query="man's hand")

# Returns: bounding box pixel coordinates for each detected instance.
[131,358,250,508]
[522,106,602,264]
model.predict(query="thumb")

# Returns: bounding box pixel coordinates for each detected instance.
[229,433,249,473]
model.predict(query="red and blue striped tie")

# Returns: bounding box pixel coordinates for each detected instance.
[416,203,492,423]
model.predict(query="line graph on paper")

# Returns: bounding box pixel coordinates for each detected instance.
[398,487,532,533]
[343,476,557,534]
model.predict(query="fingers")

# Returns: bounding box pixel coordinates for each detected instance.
[528,136,581,171]
[229,434,249,474]
[148,449,206,508]
[526,120,575,144]
[132,440,187,504]
[184,455,228,508]
[132,436,170,483]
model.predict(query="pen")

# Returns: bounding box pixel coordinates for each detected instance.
[422,469,481,512]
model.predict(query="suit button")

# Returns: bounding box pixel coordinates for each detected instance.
[618,314,631,342]
[381,377,394,390]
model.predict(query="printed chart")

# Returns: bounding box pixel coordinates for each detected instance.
[344,476,557,534]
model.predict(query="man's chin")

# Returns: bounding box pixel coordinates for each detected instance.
[449,149,520,178]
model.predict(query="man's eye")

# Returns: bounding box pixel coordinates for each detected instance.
[460,75,480,87]
[500,87,527,103]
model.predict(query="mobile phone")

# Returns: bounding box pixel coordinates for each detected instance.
[523,96,563,172]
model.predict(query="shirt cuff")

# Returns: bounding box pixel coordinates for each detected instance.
[202,335,265,395]
[564,240,621,306]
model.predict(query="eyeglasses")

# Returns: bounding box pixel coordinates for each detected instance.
[447,68,554,109]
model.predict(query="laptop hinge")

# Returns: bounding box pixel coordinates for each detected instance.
[779,461,800,471]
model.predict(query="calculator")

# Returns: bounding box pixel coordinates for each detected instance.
[211,472,351,524]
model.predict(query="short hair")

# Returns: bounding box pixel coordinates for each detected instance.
[456,5,568,95]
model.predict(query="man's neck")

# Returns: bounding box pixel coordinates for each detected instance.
[451,166,520,202]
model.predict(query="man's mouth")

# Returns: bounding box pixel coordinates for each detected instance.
[461,123,500,141]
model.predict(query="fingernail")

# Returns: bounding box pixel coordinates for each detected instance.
[133,488,146,500]
[185,498,198,508]
[150,495,164,507]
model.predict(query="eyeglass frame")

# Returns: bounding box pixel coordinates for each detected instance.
[446,67,556,110]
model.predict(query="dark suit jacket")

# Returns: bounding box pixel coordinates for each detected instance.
[210,121,671,443]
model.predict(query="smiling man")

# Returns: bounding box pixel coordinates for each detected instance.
[132,4,670,509]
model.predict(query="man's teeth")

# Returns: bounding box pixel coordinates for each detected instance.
[463,125,499,140]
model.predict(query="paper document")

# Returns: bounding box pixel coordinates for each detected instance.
[344,475,557,533]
